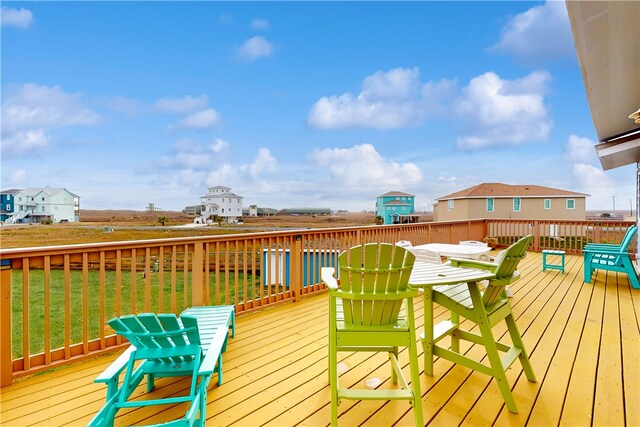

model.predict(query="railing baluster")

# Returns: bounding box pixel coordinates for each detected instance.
[22,259,30,371]
[44,256,51,365]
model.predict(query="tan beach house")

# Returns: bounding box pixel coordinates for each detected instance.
[433,183,588,222]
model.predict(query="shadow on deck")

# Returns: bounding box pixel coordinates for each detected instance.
[1,253,638,426]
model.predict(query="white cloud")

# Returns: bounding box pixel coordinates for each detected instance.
[487,1,574,64]
[565,134,597,163]
[454,71,553,149]
[1,83,100,157]
[219,14,233,25]
[571,163,613,208]
[154,95,209,114]
[236,36,274,62]
[157,138,230,171]
[250,18,269,30]
[308,67,452,130]
[310,143,423,189]
[246,148,277,177]
[1,7,33,28]
[172,108,221,131]
[211,138,229,153]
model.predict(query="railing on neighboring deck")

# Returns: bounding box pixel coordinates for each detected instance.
[0,218,635,385]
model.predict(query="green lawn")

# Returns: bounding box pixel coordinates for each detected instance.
[11,268,261,358]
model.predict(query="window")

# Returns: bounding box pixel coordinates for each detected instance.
[486,198,494,212]
[42,197,45,201]
[448,200,454,211]
[544,199,551,210]
[5,204,9,210]
[513,197,521,212]
[567,199,575,209]
[42,206,45,212]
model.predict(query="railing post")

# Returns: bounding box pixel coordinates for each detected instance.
[532,221,540,251]
[291,235,302,302]
[1,259,12,386]
[192,242,204,307]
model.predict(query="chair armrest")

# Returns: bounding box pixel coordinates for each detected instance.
[449,258,497,272]
[321,267,338,290]
[583,247,629,255]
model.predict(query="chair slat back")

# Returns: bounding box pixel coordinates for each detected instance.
[338,243,415,326]
[108,313,200,363]
[482,235,533,306]
[619,226,637,251]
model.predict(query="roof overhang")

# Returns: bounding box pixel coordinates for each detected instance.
[566,1,640,170]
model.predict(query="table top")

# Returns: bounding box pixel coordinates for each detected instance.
[408,261,495,288]
[413,243,492,259]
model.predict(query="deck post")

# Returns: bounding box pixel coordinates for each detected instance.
[192,242,204,307]
[291,235,302,302]
[1,259,12,386]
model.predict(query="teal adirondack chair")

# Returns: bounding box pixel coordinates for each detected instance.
[433,235,536,413]
[584,226,640,289]
[583,225,637,252]
[89,313,208,427]
[322,243,423,426]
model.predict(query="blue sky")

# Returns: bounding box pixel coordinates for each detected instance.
[1,1,636,212]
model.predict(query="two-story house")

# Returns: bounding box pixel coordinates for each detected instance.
[376,191,417,224]
[197,186,243,224]
[12,187,80,223]
[433,183,588,222]
[0,189,20,222]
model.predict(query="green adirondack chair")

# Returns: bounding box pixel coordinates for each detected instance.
[434,235,536,414]
[89,313,208,427]
[322,243,423,426]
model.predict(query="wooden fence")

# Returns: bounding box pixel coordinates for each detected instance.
[0,218,635,385]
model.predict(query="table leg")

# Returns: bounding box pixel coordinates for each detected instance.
[422,286,434,376]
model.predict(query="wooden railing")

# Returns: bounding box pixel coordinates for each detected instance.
[0,218,635,385]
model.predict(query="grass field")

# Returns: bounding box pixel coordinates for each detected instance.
[1,210,382,248]
[11,267,261,358]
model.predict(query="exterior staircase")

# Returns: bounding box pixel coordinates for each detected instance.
[5,210,30,224]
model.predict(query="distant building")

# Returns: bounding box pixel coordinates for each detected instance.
[183,205,203,215]
[196,186,243,224]
[242,206,277,217]
[433,183,588,221]
[0,189,20,222]
[376,191,417,224]
[277,207,331,216]
[10,187,80,223]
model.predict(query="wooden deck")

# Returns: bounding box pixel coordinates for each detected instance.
[1,253,638,426]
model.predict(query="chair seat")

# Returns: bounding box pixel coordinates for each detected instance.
[423,235,536,415]
[323,243,423,426]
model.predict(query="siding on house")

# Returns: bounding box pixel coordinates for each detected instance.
[376,191,416,224]
[12,187,80,223]
[433,183,588,221]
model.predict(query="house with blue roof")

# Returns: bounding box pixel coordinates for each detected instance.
[1,189,20,222]
[376,191,417,224]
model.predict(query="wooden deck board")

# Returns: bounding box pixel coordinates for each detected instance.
[1,252,639,426]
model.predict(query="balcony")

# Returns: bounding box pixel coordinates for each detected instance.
[0,220,638,425]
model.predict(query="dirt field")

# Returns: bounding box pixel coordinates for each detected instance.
[0,210,405,249]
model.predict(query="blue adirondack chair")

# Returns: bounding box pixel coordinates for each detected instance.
[584,226,639,289]
[89,313,212,427]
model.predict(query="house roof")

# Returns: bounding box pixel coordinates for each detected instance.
[437,183,589,201]
[378,191,414,198]
[201,192,242,198]
[1,189,21,195]
[17,187,79,198]
[566,1,640,170]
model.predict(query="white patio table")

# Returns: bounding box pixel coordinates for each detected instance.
[412,242,491,260]
[408,261,495,374]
